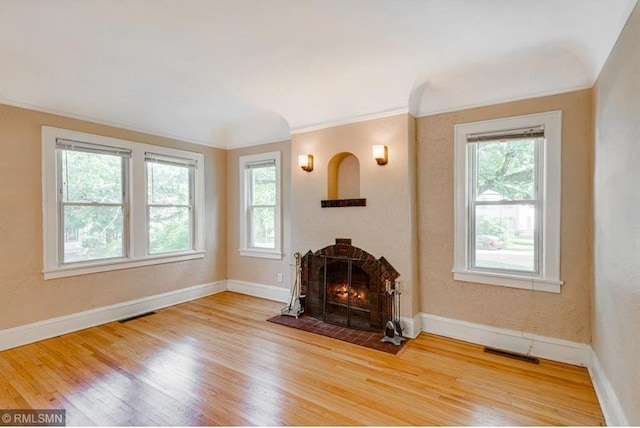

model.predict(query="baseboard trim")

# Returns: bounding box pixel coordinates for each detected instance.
[0,281,227,352]
[399,312,422,339]
[227,279,290,303]
[420,313,591,367]
[588,349,629,426]
[0,285,626,423]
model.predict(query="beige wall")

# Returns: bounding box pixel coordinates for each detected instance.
[226,141,292,288]
[0,103,227,330]
[291,113,420,317]
[417,89,593,342]
[593,2,640,424]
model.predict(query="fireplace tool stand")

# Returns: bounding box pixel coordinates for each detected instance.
[382,280,405,346]
[281,252,305,318]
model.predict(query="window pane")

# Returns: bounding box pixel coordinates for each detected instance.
[61,151,123,203]
[251,166,276,205]
[63,205,124,263]
[476,139,536,201]
[250,206,275,248]
[474,204,535,272]
[147,162,190,205]
[148,207,191,254]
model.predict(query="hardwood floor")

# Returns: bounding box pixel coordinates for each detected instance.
[0,292,605,426]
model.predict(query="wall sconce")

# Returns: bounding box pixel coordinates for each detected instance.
[372,145,388,165]
[298,154,314,172]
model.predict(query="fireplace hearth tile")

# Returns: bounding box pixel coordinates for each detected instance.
[267,314,406,355]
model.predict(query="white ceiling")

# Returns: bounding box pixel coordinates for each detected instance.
[0,0,636,149]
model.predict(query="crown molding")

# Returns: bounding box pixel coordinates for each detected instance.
[291,107,410,135]
[414,85,593,118]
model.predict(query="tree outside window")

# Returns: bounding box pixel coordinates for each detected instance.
[471,138,539,273]
[239,151,281,259]
[59,148,127,263]
[146,158,194,254]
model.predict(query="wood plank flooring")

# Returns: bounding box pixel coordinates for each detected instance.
[0,292,605,426]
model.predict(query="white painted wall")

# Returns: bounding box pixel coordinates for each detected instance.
[592,2,640,425]
[291,113,420,317]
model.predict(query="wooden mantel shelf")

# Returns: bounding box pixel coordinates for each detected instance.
[321,198,367,208]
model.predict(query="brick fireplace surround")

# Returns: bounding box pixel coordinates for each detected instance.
[301,239,400,331]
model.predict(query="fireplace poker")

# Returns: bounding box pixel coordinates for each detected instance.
[281,252,305,318]
[381,279,405,346]
[393,280,404,337]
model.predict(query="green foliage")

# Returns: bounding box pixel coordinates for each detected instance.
[147,162,190,205]
[476,139,535,200]
[61,150,125,262]
[60,151,193,261]
[62,151,122,203]
[251,166,276,205]
[476,215,506,238]
[249,166,276,248]
[147,162,192,253]
[149,207,190,253]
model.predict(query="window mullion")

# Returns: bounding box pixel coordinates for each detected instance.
[247,169,254,248]
[57,150,65,266]
[189,167,195,250]
[122,155,129,259]
[534,137,544,275]
[468,143,478,270]
[247,205,255,247]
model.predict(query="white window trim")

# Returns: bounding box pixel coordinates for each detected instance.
[453,111,563,293]
[42,126,205,280]
[238,151,282,260]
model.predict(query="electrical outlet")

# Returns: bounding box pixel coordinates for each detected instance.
[277,272,283,283]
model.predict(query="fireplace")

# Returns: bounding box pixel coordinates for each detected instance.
[301,239,399,331]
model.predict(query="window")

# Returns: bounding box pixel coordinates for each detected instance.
[239,151,281,259]
[42,127,205,279]
[57,140,130,263]
[453,111,563,293]
[146,154,195,254]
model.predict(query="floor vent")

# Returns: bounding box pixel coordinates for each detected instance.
[118,311,157,323]
[484,346,539,364]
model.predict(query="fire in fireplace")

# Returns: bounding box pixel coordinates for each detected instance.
[301,239,399,331]
[326,282,370,311]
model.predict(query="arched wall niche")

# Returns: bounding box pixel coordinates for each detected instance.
[327,152,360,200]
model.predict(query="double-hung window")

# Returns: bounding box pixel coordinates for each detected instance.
[239,151,282,259]
[42,127,205,279]
[146,153,195,254]
[57,139,130,264]
[453,111,563,292]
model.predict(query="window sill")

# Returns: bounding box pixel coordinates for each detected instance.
[452,269,562,293]
[43,251,205,280]
[239,249,282,260]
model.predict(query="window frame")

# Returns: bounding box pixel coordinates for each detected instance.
[42,126,205,280]
[145,153,196,255]
[56,141,130,264]
[467,134,542,275]
[238,151,282,260]
[453,111,563,293]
